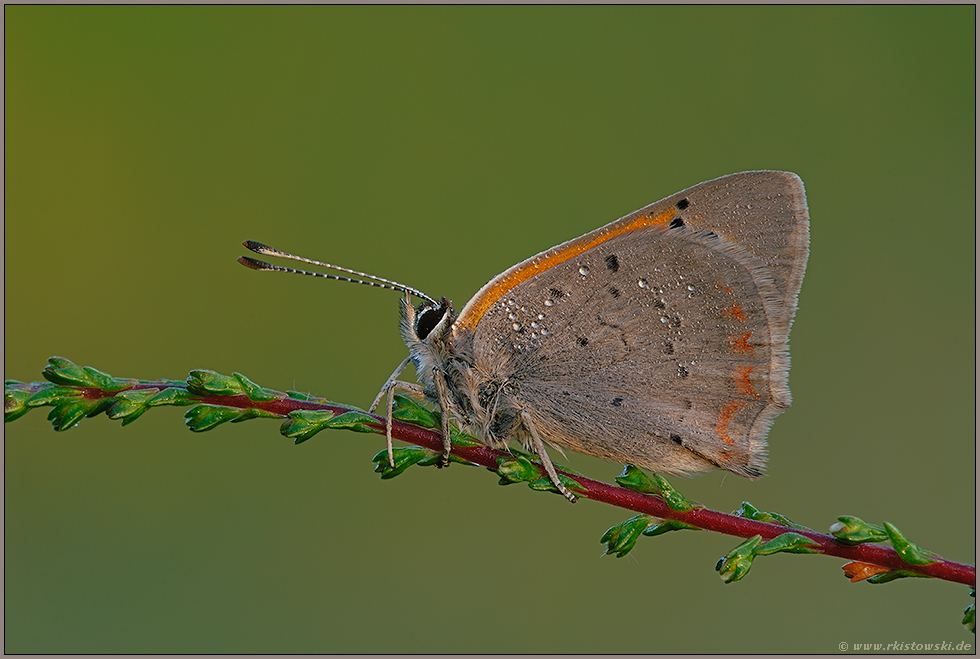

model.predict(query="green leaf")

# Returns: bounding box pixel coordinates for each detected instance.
[733,502,807,531]
[716,535,762,583]
[186,370,243,396]
[963,596,975,634]
[601,514,655,557]
[47,398,112,431]
[280,409,337,444]
[26,386,84,407]
[615,464,697,511]
[882,522,940,566]
[107,389,160,426]
[415,452,478,467]
[390,394,439,428]
[4,386,33,422]
[643,519,700,536]
[184,404,280,432]
[865,569,931,584]
[41,357,130,392]
[147,387,197,407]
[233,372,280,402]
[322,410,380,434]
[496,455,538,485]
[372,445,433,479]
[754,532,821,556]
[528,473,585,496]
[829,515,888,545]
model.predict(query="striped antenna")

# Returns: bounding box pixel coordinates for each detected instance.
[238,240,437,305]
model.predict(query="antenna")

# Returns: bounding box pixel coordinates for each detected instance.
[237,240,438,305]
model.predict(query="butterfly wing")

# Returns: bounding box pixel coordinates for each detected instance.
[451,171,809,478]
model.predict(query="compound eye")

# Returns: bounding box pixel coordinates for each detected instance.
[415,303,447,340]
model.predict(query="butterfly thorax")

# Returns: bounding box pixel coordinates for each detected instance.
[400,295,521,449]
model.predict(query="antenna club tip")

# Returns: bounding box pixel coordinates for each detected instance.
[238,256,267,270]
[243,240,272,253]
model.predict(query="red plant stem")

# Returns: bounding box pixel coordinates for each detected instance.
[86,383,976,587]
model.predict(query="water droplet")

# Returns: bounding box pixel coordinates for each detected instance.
[660,316,669,324]
[537,313,545,320]
[531,322,540,329]
[687,284,695,291]
[544,299,554,307]
[507,299,516,306]
[530,332,538,339]
[540,328,549,336]
[579,265,590,276]
[638,278,649,289]
[512,323,522,331]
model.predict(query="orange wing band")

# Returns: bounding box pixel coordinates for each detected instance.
[455,207,677,332]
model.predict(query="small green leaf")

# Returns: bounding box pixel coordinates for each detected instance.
[415,452,478,467]
[615,464,697,511]
[26,386,84,407]
[733,502,807,531]
[323,410,380,434]
[41,357,95,387]
[865,569,931,584]
[716,535,762,583]
[40,357,130,392]
[829,515,888,545]
[286,391,315,401]
[184,404,279,432]
[233,372,280,402]
[391,394,439,428]
[963,596,975,634]
[754,532,821,556]
[280,409,337,443]
[528,473,585,496]
[147,387,197,407]
[643,519,700,536]
[882,522,940,566]
[372,445,432,479]
[82,365,131,392]
[187,370,244,396]
[496,455,538,485]
[4,386,33,422]
[601,514,655,557]
[47,398,112,431]
[107,389,160,425]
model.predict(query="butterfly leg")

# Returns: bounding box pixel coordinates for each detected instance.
[431,368,454,467]
[520,410,577,503]
[372,379,427,467]
[370,356,420,468]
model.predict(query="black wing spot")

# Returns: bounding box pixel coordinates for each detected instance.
[653,298,665,309]
[549,287,564,298]
[608,287,620,298]
[604,254,620,272]
[662,340,674,355]
[684,399,693,409]
[669,217,685,229]
[576,336,589,347]
[612,397,624,407]
[677,365,689,378]
[675,198,689,210]
[670,433,682,445]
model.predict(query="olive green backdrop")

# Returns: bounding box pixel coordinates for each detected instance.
[5,6,975,654]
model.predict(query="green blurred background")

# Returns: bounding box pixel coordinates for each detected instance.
[5,6,975,653]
